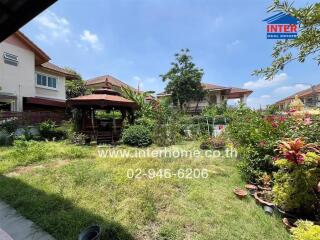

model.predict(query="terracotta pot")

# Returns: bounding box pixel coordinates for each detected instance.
[254,192,274,207]
[282,218,297,230]
[233,188,248,199]
[245,184,257,195]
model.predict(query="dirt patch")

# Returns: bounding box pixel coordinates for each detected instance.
[5,159,70,177]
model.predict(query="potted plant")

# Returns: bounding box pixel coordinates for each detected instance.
[78,225,102,240]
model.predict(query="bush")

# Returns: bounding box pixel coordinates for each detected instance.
[135,117,156,132]
[39,120,66,140]
[200,136,226,150]
[273,152,320,218]
[0,130,13,146]
[122,125,152,147]
[0,120,18,133]
[71,132,89,145]
[291,221,320,240]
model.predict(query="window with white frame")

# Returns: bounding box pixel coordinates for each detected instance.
[36,73,57,89]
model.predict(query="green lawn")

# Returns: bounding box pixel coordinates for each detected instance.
[0,141,290,240]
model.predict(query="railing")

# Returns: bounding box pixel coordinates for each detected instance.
[0,111,66,126]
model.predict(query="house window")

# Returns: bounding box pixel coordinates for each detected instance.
[36,73,57,89]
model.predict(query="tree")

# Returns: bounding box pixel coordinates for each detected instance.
[120,86,154,117]
[161,49,205,110]
[64,68,91,99]
[254,0,320,80]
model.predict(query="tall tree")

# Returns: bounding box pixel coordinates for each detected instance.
[254,0,320,79]
[161,49,205,109]
[64,68,91,99]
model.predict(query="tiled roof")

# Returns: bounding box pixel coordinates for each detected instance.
[229,87,253,94]
[40,62,77,78]
[274,84,320,105]
[202,83,230,91]
[70,94,134,103]
[85,75,136,91]
[157,83,252,96]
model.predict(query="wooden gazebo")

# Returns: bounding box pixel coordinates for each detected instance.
[67,88,137,144]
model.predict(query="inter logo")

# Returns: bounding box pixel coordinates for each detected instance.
[263,12,299,39]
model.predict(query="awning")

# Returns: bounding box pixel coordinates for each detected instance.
[0,0,57,42]
[24,97,66,108]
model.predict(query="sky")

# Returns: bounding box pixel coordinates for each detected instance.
[21,0,320,108]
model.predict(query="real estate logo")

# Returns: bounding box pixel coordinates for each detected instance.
[263,12,299,39]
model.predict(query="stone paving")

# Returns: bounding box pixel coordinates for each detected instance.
[0,201,55,240]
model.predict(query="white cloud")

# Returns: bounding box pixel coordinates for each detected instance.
[273,84,309,95]
[34,10,71,41]
[243,73,288,89]
[261,94,271,99]
[80,30,103,50]
[227,40,240,51]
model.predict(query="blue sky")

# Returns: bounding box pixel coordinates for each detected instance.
[21,0,320,108]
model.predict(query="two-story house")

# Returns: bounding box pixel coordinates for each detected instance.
[0,31,75,113]
[157,83,253,113]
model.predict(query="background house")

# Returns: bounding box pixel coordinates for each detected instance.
[274,84,320,110]
[157,83,252,113]
[0,31,75,113]
[85,75,137,93]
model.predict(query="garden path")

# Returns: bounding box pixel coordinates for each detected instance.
[0,201,55,240]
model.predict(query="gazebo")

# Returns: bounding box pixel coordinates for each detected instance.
[67,88,137,144]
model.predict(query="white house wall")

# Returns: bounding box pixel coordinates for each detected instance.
[35,68,66,100]
[0,41,36,111]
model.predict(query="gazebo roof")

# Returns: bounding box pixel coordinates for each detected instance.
[67,93,137,109]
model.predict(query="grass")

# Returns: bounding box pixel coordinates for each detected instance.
[0,141,290,240]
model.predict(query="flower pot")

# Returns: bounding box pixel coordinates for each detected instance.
[263,205,274,215]
[78,225,101,240]
[233,188,248,199]
[245,184,257,196]
[254,192,274,207]
[282,218,297,230]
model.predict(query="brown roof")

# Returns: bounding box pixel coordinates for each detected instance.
[40,62,77,79]
[85,75,136,91]
[15,31,50,64]
[229,87,253,94]
[24,97,65,108]
[274,84,320,105]
[67,94,137,109]
[202,83,230,91]
[157,83,252,97]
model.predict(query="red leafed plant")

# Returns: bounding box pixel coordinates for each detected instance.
[277,138,306,164]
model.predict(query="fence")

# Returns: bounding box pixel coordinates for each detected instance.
[0,111,66,126]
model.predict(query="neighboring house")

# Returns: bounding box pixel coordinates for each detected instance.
[0,31,75,113]
[274,84,320,110]
[157,83,252,113]
[85,75,137,93]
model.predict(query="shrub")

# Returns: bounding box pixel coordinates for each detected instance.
[273,152,320,218]
[0,130,13,146]
[135,117,156,132]
[71,132,89,145]
[122,125,152,147]
[291,221,320,240]
[0,120,18,133]
[39,120,66,140]
[200,136,226,150]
